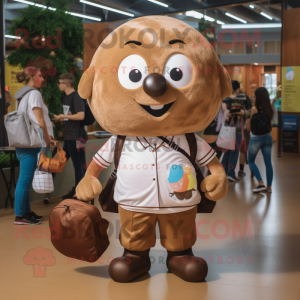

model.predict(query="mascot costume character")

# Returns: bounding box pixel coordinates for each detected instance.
[76,15,231,283]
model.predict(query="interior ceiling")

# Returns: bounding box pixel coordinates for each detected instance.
[5,0,298,25]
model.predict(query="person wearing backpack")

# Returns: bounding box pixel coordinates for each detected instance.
[247,87,273,193]
[12,67,56,225]
[51,73,89,201]
[221,80,252,182]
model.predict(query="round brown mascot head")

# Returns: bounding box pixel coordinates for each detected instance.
[78,16,231,136]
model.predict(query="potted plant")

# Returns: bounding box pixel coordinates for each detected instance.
[6,0,83,138]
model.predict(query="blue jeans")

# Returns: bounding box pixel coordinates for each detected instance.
[15,148,40,216]
[248,133,273,186]
[222,134,242,176]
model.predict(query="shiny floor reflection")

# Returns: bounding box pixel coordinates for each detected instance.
[1,145,300,300]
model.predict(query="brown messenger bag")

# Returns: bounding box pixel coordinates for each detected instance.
[98,134,216,214]
[49,199,110,262]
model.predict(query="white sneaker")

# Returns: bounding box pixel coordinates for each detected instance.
[253,185,267,193]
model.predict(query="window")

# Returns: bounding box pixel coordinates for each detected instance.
[246,41,258,54]
[264,41,276,54]
[265,73,277,99]
[217,42,233,55]
[234,42,245,54]
[276,41,281,53]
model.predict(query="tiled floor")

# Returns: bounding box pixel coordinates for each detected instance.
[1,146,300,300]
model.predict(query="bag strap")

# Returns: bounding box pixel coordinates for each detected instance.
[70,91,78,116]
[18,89,35,112]
[114,135,126,172]
[157,134,199,170]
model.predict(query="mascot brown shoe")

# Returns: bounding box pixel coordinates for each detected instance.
[109,249,151,283]
[167,248,208,282]
[76,15,231,283]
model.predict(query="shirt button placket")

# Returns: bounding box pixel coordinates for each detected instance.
[152,147,156,181]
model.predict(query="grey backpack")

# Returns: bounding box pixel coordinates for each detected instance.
[4,90,42,148]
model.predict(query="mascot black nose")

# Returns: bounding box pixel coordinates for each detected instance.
[143,73,167,97]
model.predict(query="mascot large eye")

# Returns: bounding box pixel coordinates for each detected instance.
[118,55,148,89]
[164,54,193,88]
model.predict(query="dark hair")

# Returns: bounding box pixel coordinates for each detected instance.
[58,73,75,87]
[16,67,40,84]
[254,87,274,120]
[231,80,240,92]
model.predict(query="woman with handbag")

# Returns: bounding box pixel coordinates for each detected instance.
[247,87,274,193]
[13,67,56,225]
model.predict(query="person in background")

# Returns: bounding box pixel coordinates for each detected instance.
[201,106,223,160]
[201,106,223,177]
[51,73,87,202]
[238,109,252,178]
[273,85,281,125]
[13,67,56,225]
[221,80,252,182]
[5,91,12,114]
[247,87,274,193]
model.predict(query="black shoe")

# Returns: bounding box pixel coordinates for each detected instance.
[253,185,267,193]
[62,187,76,200]
[14,215,40,225]
[25,211,43,221]
[227,174,239,182]
[44,193,50,205]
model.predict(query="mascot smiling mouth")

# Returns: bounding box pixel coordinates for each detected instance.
[140,102,174,117]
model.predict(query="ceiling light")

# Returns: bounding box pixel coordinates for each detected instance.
[13,0,34,4]
[225,12,247,24]
[260,12,273,20]
[148,0,169,7]
[221,23,281,29]
[66,11,101,21]
[186,10,203,19]
[5,35,21,39]
[13,0,100,21]
[80,0,134,17]
[217,20,225,25]
[249,5,255,9]
[254,63,258,65]
[204,15,215,22]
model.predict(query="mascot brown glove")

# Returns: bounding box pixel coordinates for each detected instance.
[75,169,102,201]
[200,157,228,201]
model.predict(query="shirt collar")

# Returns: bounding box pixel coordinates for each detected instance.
[137,136,174,150]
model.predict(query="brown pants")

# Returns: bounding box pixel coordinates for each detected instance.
[119,205,197,251]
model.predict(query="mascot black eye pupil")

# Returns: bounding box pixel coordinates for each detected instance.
[170,68,183,81]
[129,69,142,82]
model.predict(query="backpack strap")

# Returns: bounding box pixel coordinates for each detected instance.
[184,133,206,185]
[158,134,216,213]
[114,135,126,171]
[185,133,197,166]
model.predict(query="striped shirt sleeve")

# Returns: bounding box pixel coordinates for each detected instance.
[195,134,217,166]
[93,136,116,169]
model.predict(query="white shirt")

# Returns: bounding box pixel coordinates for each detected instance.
[93,134,216,214]
[18,90,53,147]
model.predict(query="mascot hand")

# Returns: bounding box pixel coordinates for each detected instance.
[76,170,102,201]
[200,174,228,201]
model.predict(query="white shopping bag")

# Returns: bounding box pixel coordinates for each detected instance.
[32,168,54,194]
[216,117,236,151]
